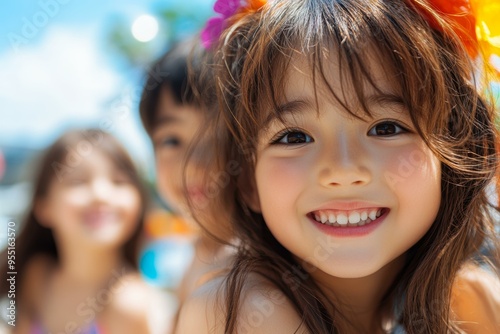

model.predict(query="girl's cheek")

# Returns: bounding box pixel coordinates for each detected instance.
[380,143,440,189]
[255,155,312,215]
[156,158,184,209]
[116,187,142,212]
[259,155,311,183]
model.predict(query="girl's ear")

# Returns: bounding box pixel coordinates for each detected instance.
[34,198,52,228]
[239,170,261,213]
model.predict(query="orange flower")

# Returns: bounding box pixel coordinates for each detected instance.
[408,0,500,81]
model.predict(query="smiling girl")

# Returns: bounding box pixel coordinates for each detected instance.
[175,0,500,333]
[1,129,168,334]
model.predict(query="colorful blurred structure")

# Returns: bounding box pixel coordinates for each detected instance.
[474,0,500,80]
[139,210,198,289]
[473,0,500,205]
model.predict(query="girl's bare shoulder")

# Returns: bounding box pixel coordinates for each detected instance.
[15,255,55,331]
[451,264,500,333]
[104,272,173,334]
[21,255,55,306]
[175,273,309,333]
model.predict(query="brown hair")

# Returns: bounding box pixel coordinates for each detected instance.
[138,37,230,242]
[139,37,212,136]
[202,0,499,332]
[0,129,147,296]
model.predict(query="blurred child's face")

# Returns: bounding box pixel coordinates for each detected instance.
[37,150,141,248]
[251,53,441,279]
[151,88,206,217]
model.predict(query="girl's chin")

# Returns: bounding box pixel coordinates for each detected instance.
[81,233,130,248]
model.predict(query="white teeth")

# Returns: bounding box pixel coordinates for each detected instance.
[348,212,360,224]
[337,214,348,225]
[312,208,385,226]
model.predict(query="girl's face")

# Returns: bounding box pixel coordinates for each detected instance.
[251,54,441,279]
[37,149,142,248]
[151,88,206,217]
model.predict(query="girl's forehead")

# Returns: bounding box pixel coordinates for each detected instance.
[281,48,400,104]
[62,149,118,175]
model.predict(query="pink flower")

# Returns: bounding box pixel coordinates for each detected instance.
[201,17,225,49]
[214,0,243,16]
[201,0,244,49]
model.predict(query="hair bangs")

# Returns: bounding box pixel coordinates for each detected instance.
[239,0,461,148]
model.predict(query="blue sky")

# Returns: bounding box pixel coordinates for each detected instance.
[0,0,214,166]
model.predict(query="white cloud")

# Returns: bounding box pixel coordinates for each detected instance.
[0,25,122,144]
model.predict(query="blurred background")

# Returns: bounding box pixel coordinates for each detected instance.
[0,0,215,293]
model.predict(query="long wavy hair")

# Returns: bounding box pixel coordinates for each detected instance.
[0,129,147,297]
[200,0,499,332]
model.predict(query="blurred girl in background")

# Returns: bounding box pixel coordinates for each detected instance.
[139,38,234,305]
[1,128,169,334]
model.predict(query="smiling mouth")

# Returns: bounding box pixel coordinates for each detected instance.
[309,208,388,227]
[84,210,116,227]
[187,186,207,201]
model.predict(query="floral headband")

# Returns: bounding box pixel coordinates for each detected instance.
[201,0,499,80]
[200,0,266,49]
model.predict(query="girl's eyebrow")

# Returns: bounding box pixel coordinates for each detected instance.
[365,93,406,108]
[63,168,86,180]
[154,115,183,128]
[262,93,405,128]
[263,99,311,128]
[152,115,183,135]
[155,114,182,126]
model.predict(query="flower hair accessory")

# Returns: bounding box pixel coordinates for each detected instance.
[201,0,267,49]
[407,0,500,80]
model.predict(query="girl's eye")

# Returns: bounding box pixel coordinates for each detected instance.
[368,121,408,137]
[158,137,181,148]
[113,174,131,185]
[65,176,87,185]
[64,175,88,186]
[273,130,313,145]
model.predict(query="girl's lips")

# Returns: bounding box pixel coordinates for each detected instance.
[312,201,385,211]
[187,187,207,202]
[308,208,390,237]
[83,210,116,227]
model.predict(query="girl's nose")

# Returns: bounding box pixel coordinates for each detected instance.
[318,134,372,187]
[89,178,113,202]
